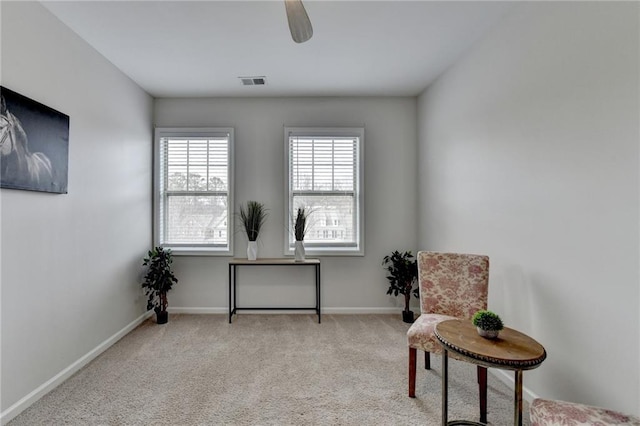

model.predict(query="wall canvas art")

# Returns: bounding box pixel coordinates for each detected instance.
[0,86,69,194]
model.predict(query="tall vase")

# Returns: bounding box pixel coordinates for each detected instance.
[294,240,305,262]
[247,241,258,261]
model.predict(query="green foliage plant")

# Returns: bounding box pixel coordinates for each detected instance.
[472,310,504,331]
[239,201,268,241]
[382,250,418,313]
[294,207,310,241]
[142,247,178,314]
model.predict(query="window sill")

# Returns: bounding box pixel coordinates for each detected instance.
[284,248,364,257]
[164,246,233,257]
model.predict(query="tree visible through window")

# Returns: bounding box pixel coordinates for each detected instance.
[154,128,234,255]
[285,127,364,256]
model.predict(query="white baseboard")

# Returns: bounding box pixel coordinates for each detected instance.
[323,307,401,314]
[489,369,540,403]
[168,307,227,314]
[168,307,402,315]
[0,311,152,425]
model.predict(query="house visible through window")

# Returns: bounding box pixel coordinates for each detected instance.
[284,127,364,256]
[154,128,234,255]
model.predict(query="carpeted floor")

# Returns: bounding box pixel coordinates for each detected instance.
[9,314,529,425]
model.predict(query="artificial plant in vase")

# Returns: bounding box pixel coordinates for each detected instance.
[142,246,178,324]
[293,207,310,261]
[238,200,267,260]
[382,250,418,323]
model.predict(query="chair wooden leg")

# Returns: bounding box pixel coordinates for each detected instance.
[477,366,487,423]
[424,351,431,370]
[409,347,417,398]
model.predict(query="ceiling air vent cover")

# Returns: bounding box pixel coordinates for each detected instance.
[239,76,267,86]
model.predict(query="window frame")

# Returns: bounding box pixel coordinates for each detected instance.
[154,127,234,256]
[283,127,365,257]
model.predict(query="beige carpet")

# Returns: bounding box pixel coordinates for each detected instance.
[9,314,529,425]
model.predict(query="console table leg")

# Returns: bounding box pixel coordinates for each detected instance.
[233,265,237,321]
[317,264,321,323]
[228,264,232,323]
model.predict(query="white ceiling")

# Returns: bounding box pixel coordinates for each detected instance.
[42,1,514,98]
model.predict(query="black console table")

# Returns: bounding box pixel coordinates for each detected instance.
[228,258,321,323]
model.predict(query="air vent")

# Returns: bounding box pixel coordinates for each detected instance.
[239,76,267,86]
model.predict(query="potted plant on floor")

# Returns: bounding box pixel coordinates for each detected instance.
[293,207,310,261]
[238,200,268,260]
[472,310,504,339]
[382,250,418,323]
[142,246,178,324]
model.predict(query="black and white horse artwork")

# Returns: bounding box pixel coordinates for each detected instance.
[0,87,69,193]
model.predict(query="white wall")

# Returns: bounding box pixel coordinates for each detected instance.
[154,97,418,312]
[1,1,153,419]
[418,2,639,415]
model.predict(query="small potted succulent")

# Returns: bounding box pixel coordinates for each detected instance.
[382,250,418,323]
[472,310,504,339]
[142,246,178,324]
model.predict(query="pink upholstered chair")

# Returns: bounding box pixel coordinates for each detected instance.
[530,398,640,425]
[407,251,490,423]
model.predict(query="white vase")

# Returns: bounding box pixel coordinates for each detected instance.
[247,241,258,260]
[294,240,305,262]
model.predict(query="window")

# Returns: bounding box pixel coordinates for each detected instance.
[154,128,234,255]
[284,127,364,256]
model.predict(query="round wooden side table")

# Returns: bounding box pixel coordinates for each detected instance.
[434,319,546,426]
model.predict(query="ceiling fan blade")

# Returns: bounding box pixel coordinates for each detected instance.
[285,0,313,43]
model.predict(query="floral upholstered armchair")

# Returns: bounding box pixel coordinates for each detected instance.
[407,251,490,422]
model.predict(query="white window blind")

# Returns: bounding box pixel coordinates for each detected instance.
[154,128,234,255]
[285,127,364,256]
